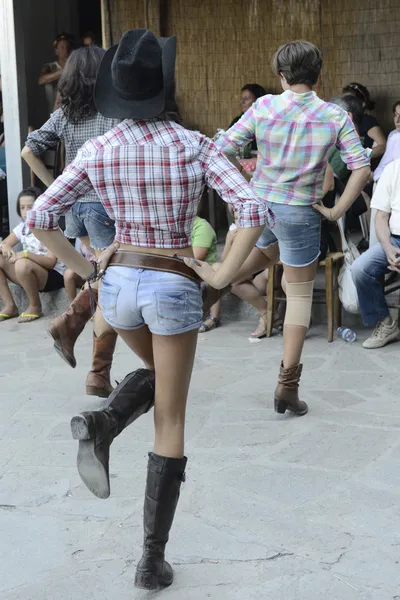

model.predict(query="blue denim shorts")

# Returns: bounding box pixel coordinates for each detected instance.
[65,202,116,250]
[100,266,203,335]
[256,202,321,267]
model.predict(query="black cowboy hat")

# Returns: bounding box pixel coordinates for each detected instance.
[94,29,176,120]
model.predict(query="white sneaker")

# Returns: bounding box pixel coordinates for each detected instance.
[362,319,400,349]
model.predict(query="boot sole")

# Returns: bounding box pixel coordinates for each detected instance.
[274,398,308,416]
[134,570,173,590]
[86,385,113,399]
[49,329,76,369]
[70,415,110,499]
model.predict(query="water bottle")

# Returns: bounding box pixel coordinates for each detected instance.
[337,327,357,343]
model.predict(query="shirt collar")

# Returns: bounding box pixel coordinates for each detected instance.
[282,89,317,103]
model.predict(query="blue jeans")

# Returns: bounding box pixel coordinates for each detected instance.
[100,266,203,335]
[351,240,396,326]
[256,202,321,267]
[65,202,116,250]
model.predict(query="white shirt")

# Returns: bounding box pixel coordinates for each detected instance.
[371,158,400,235]
[13,222,65,275]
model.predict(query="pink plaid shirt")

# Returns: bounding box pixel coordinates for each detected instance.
[27,119,273,248]
[216,90,370,206]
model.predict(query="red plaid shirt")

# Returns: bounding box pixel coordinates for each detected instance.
[27,119,273,248]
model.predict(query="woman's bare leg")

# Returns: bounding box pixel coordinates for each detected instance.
[114,325,155,369]
[0,256,19,315]
[14,259,48,315]
[114,326,197,457]
[152,330,198,458]
[282,260,318,368]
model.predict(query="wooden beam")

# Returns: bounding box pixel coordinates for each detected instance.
[0,0,29,231]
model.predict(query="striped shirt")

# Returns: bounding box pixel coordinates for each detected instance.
[215,90,370,206]
[27,119,273,248]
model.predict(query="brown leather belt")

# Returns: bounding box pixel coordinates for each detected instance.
[108,251,202,285]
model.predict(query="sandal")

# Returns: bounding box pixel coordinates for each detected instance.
[17,312,42,323]
[249,311,284,339]
[0,312,19,323]
[199,316,220,333]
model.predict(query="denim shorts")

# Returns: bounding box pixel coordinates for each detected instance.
[65,202,116,250]
[99,266,203,335]
[256,202,321,267]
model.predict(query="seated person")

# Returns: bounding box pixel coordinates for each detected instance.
[374,101,400,183]
[343,82,386,161]
[191,214,219,332]
[0,187,65,323]
[351,159,400,348]
[228,83,267,154]
[63,238,95,302]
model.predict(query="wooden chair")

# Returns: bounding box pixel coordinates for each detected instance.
[266,250,345,343]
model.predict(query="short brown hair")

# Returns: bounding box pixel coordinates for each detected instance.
[272,40,322,86]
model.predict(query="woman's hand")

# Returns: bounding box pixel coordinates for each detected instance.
[183,258,223,288]
[1,244,15,260]
[313,202,339,221]
[96,242,120,271]
[9,251,26,264]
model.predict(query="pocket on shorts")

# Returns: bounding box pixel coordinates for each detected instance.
[89,205,114,228]
[100,279,121,321]
[154,290,189,333]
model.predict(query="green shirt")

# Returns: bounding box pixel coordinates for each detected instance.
[329,147,350,182]
[191,216,218,264]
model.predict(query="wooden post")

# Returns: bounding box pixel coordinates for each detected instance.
[0,0,29,231]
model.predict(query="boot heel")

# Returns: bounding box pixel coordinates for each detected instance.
[274,398,288,414]
[134,569,173,590]
[70,414,94,440]
[86,385,112,398]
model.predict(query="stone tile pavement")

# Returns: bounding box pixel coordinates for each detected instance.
[1,314,400,599]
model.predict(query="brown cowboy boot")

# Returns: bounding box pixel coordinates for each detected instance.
[135,453,187,590]
[86,330,118,398]
[274,362,308,416]
[49,288,97,368]
[71,368,155,499]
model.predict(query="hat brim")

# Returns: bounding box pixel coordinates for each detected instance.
[94,35,176,120]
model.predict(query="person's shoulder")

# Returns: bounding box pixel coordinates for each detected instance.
[12,222,24,238]
[361,113,379,130]
[321,100,349,123]
[253,94,275,111]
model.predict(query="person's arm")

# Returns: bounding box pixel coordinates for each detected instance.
[21,146,55,187]
[323,164,335,195]
[375,210,400,272]
[38,67,61,87]
[10,250,57,269]
[220,228,237,262]
[193,247,209,261]
[0,232,19,259]
[214,102,257,155]
[368,126,386,160]
[186,136,271,288]
[315,113,371,220]
[22,111,63,187]
[26,150,97,278]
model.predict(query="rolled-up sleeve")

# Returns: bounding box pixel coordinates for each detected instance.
[214,103,257,155]
[25,109,63,155]
[199,136,274,229]
[26,151,93,230]
[336,114,371,171]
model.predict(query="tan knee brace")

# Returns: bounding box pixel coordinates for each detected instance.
[284,280,314,328]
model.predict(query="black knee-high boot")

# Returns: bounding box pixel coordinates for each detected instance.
[135,452,187,590]
[70,368,155,498]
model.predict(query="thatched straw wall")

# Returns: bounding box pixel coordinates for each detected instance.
[102,0,400,135]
